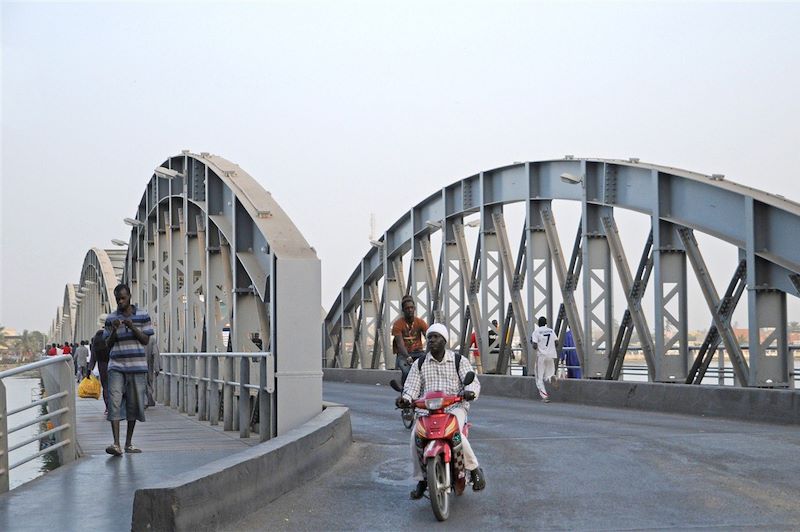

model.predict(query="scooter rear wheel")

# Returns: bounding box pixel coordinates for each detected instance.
[426,455,450,521]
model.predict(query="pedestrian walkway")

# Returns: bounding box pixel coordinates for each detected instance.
[0,395,260,531]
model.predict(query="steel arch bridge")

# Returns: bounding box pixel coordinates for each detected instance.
[50,151,322,434]
[50,247,127,343]
[323,158,800,388]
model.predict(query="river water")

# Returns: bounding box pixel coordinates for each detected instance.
[5,376,53,490]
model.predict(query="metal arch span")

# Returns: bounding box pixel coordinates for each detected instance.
[50,284,76,343]
[75,247,126,342]
[324,158,800,388]
[122,151,321,436]
[50,248,126,344]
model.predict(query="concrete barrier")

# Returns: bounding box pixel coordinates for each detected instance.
[324,368,800,425]
[131,404,352,531]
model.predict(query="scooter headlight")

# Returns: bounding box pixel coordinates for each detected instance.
[425,397,444,410]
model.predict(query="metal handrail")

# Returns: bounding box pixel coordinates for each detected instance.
[157,352,275,442]
[0,355,77,493]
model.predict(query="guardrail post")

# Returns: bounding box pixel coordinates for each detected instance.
[156,364,164,404]
[169,356,178,408]
[178,355,186,413]
[0,380,9,493]
[197,356,207,421]
[258,357,269,442]
[187,356,197,416]
[239,357,250,438]
[210,356,220,425]
[45,358,77,467]
[223,357,234,431]
[61,359,78,465]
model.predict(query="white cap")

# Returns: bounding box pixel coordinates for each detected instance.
[426,323,448,342]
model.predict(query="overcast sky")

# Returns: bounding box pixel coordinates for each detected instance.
[2,1,799,333]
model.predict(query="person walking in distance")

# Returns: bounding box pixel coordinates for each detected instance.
[89,329,111,413]
[391,295,428,386]
[145,322,160,408]
[531,316,559,403]
[103,283,153,456]
[75,340,90,381]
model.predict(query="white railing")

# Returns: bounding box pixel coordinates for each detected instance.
[158,352,275,442]
[0,355,77,493]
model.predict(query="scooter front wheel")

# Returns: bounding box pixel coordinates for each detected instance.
[401,407,414,429]
[426,455,450,521]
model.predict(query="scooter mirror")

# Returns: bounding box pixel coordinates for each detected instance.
[462,371,475,386]
[389,379,403,392]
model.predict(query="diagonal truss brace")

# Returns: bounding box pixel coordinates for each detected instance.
[677,228,750,385]
[540,205,585,368]
[686,259,747,384]
[602,215,657,380]
[453,221,485,373]
[418,237,439,321]
[492,212,531,367]
[606,230,653,380]
[554,223,582,357]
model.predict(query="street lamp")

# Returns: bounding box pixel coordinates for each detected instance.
[154,167,185,180]
[123,217,145,227]
[111,239,128,246]
[425,220,442,230]
[560,173,583,185]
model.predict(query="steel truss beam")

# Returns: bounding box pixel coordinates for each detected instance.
[454,222,485,373]
[492,212,531,372]
[553,223,583,372]
[582,204,614,378]
[323,158,800,388]
[606,230,653,380]
[686,259,747,385]
[678,227,750,385]
[526,201,554,376]
[541,204,586,370]
[603,215,657,380]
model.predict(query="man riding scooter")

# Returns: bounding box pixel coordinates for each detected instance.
[396,323,486,499]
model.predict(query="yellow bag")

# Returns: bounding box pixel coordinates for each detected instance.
[78,375,101,399]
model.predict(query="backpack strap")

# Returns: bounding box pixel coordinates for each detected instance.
[417,352,464,386]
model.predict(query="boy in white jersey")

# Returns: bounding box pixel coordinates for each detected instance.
[530,316,559,403]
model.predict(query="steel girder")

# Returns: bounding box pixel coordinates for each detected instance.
[51,248,125,344]
[119,152,321,435]
[324,158,800,387]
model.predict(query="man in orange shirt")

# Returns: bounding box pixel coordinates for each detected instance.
[392,295,428,385]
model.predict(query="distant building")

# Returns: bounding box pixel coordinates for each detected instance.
[0,327,21,356]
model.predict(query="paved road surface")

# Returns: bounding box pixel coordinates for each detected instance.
[230,381,800,531]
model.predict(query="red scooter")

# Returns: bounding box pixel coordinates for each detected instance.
[391,371,476,521]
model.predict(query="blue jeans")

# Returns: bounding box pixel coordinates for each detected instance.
[397,351,426,387]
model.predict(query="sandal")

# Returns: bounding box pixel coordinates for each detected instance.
[124,445,142,454]
[105,444,123,456]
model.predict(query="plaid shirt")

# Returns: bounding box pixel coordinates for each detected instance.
[402,349,481,413]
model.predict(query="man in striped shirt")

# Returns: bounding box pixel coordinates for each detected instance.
[103,283,153,456]
[399,323,486,499]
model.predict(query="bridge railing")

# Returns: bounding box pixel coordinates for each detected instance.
[0,355,77,493]
[331,344,800,387]
[158,352,275,442]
